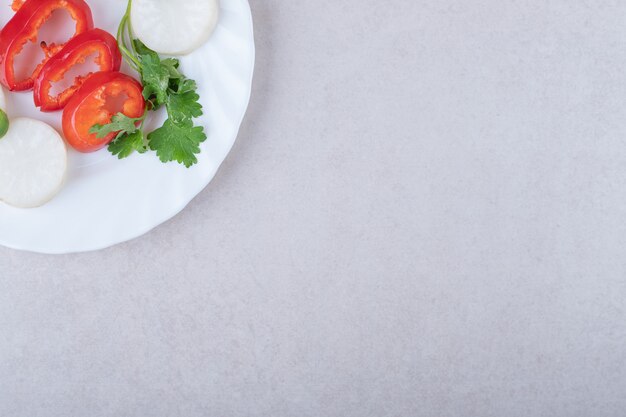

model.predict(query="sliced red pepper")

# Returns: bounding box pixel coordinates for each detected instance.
[11,0,26,11]
[0,0,93,91]
[62,71,146,153]
[34,29,121,112]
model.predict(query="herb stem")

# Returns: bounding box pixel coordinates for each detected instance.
[127,13,138,56]
[117,0,141,72]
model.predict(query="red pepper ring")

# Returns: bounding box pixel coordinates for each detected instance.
[11,0,26,12]
[62,71,146,153]
[0,0,93,91]
[34,29,122,112]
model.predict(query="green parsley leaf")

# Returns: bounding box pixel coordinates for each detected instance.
[140,53,170,106]
[162,58,182,79]
[110,32,208,168]
[133,39,158,59]
[169,77,196,95]
[167,90,203,124]
[148,119,207,168]
[89,112,141,139]
[178,79,197,93]
[108,130,147,159]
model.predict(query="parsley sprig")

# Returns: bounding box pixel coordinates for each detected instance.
[90,0,207,168]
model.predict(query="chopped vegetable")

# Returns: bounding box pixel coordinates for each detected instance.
[107,129,145,159]
[0,0,94,91]
[0,87,8,139]
[0,118,67,208]
[147,119,207,167]
[93,2,207,167]
[11,0,25,12]
[90,112,144,142]
[0,110,9,139]
[34,29,121,112]
[130,0,219,56]
[63,71,145,153]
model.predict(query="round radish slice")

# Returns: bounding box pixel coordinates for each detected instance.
[131,0,219,55]
[0,118,67,208]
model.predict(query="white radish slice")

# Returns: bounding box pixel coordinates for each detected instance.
[0,118,67,208]
[131,0,219,55]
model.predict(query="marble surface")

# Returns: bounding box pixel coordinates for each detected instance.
[2,0,626,415]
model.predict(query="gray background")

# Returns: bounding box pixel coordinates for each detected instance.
[2,0,626,415]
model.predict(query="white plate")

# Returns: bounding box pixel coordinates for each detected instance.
[0,0,255,254]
